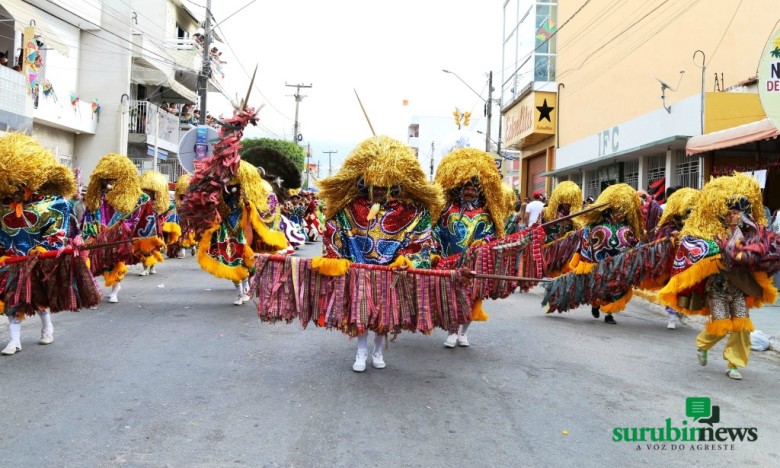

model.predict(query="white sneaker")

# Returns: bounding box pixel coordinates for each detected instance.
[371,352,386,369]
[140,269,149,276]
[177,250,186,259]
[241,294,251,304]
[444,333,458,348]
[676,313,688,325]
[233,295,243,306]
[457,334,470,347]
[667,320,676,329]
[353,351,368,372]
[1,343,21,355]
[726,368,743,380]
[108,284,120,303]
[150,265,157,274]
[39,333,53,345]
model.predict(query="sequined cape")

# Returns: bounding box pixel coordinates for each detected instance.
[0,195,74,256]
[322,196,434,268]
[433,201,496,257]
[81,192,158,241]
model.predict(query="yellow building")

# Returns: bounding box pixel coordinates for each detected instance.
[503,0,779,209]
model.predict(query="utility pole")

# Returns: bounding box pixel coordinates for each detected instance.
[197,0,212,124]
[323,150,338,176]
[285,83,312,143]
[485,70,493,153]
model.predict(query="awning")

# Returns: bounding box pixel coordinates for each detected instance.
[131,62,198,103]
[686,118,779,155]
[0,1,70,56]
[147,146,169,160]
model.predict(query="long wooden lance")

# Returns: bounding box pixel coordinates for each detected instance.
[353,88,376,136]
[538,202,608,229]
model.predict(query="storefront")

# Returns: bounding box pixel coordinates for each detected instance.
[501,90,556,198]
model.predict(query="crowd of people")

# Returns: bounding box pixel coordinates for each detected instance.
[0,129,777,383]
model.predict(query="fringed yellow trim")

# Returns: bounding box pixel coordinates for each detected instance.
[247,205,288,252]
[0,255,8,265]
[196,227,249,282]
[312,256,352,276]
[142,250,165,267]
[744,271,779,309]
[133,236,165,255]
[162,222,182,239]
[705,318,733,337]
[181,231,196,248]
[600,290,632,314]
[471,299,489,321]
[731,317,755,333]
[658,255,722,315]
[103,262,127,287]
[568,252,594,275]
[388,255,414,269]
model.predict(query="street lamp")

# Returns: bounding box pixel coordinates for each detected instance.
[443,69,495,153]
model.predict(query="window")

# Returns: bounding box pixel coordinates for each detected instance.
[646,154,665,186]
[176,24,188,39]
[586,169,600,199]
[623,160,638,189]
[675,152,699,189]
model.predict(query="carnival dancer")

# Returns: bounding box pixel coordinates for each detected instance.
[433,148,506,348]
[569,183,645,324]
[658,174,777,380]
[303,191,324,242]
[173,174,197,258]
[138,170,170,274]
[81,154,163,304]
[541,181,582,244]
[317,135,443,372]
[242,146,304,254]
[0,133,78,354]
[649,187,699,329]
[197,160,287,305]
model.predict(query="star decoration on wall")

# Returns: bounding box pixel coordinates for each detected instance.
[536,99,554,122]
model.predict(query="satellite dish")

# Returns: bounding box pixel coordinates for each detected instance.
[177,125,220,174]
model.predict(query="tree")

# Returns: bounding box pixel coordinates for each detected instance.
[239,138,305,171]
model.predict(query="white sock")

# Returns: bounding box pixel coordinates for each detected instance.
[460,321,471,334]
[6,319,21,347]
[357,335,368,354]
[235,282,243,295]
[241,279,250,295]
[373,334,385,354]
[110,283,120,295]
[39,310,53,336]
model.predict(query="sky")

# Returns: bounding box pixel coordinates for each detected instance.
[204,0,504,174]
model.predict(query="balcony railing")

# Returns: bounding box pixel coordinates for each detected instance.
[127,100,180,150]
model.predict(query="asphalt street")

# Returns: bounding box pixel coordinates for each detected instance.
[1,241,778,467]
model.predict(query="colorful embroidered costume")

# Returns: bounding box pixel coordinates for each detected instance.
[0,133,97,355]
[138,170,170,272]
[432,148,506,336]
[569,183,644,317]
[81,154,162,300]
[658,174,777,377]
[197,160,287,283]
[316,135,444,370]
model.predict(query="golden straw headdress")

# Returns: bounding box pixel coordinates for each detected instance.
[174,174,191,208]
[139,170,170,214]
[657,187,699,227]
[577,183,645,241]
[681,173,766,240]
[85,153,142,214]
[225,160,271,214]
[0,132,76,198]
[544,181,583,222]
[434,148,507,236]
[317,135,445,221]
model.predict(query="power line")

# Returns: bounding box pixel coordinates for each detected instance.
[706,0,743,66]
